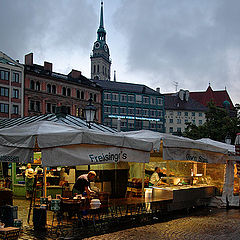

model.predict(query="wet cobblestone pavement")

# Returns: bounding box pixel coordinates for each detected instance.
[12,198,240,240]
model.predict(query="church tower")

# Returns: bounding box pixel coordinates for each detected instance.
[91,1,111,80]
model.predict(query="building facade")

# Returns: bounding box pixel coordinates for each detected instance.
[190,85,236,117]
[90,1,111,81]
[164,89,207,134]
[93,79,165,132]
[0,51,24,119]
[24,53,102,122]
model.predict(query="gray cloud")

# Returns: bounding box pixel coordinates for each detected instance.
[113,0,240,101]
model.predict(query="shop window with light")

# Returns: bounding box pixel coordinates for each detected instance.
[36,81,40,91]
[120,107,126,115]
[128,94,135,103]
[128,107,134,115]
[12,72,20,83]
[157,97,163,105]
[169,127,173,133]
[30,80,35,90]
[52,85,56,94]
[47,84,51,93]
[62,87,66,96]
[112,93,119,102]
[104,92,111,101]
[0,87,9,97]
[12,105,19,114]
[120,94,127,102]
[0,103,9,113]
[67,88,71,97]
[12,89,19,98]
[81,91,84,100]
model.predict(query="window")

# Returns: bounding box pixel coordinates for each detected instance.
[120,107,126,114]
[97,65,99,73]
[120,94,127,102]
[185,112,188,116]
[52,85,56,94]
[150,97,156,105]
[94,94,97,102]
[150,110,156,117]
[185,119,188,123]
[81,91,84,100]
[12,72,20,83]
[177,111,181,116]
[199,112,203,117]
[52,105,56,113]
[192,112,195,117]
[89,93,93,99]
[0,70,9,80]
[0,87,9,97]
[169,111,173,116]
[199,120,203,125]
[169,119,173,123]
[157,98,163,105]
[177,127,182,133]
[128,120,134,129]
[128,95,134,103]
[0,103,9,113]
[112,106,118,114]
[104,92,111,101]
[143,96,149,104]
[121,120,127,128]
[94,65,96,73]
[77,90,80,99]
[104,106,111,114]
[12,89,19,98]
[47,84,51,93]
[36,81,40,91]
[62,87,66,96]
[46,103,51,113]
[136,95,142,104]
[104,118,111,127]
[36,101,40,112]
[128,108,134,115]
[112,93,119,102]
[29,100,34,111]
[12,105,19,114]
[143,120,149,129]
[192,119,196,124]
[143,109,148,116]
[169,127,173,133]
[136,108,141,116]
[157,110,163,117]
[67,88,71,97]
[66,107,71,114]
[30,80,35,90]
[177,119,181,124]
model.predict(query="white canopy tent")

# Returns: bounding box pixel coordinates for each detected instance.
[0,121,152,166]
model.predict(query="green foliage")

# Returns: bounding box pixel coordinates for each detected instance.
[183,101,240,144]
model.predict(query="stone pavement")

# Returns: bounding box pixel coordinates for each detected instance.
[11,198,240,240]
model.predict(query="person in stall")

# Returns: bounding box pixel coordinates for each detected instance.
[150,167,168,186]
[25,163,35,199]
[72,171,96,198]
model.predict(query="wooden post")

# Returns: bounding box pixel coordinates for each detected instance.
[43,167,47,198]
[142,163,145,198]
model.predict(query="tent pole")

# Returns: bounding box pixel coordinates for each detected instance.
[142,163,145,197]
[43,167,47,198]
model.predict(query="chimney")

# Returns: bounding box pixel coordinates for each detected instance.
[44,61,52,72]
[25,53,33,66]
[156,87,160,93]
[69,69,81,79]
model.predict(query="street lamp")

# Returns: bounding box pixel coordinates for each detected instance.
[84,98,96,129]
[225,134,231,145]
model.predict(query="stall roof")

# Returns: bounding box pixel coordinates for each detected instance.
[0,113,117,133]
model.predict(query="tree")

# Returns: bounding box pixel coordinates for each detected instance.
[183,101,240,144]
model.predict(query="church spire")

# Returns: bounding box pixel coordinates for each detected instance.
[97,1,106,42]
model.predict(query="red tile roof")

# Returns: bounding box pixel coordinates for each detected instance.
[190,86,235,110]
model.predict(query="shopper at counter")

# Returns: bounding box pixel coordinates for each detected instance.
[72,171,96,198]
[25,163,35,199]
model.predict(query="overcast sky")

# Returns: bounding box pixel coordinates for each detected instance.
[1,0,240,104]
